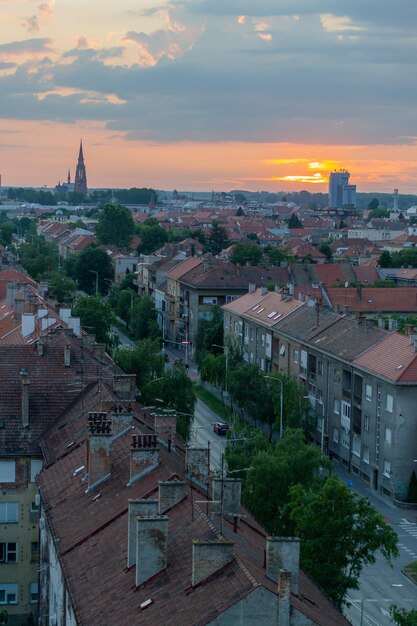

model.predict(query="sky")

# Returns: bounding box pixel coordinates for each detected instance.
[1,1,417,193]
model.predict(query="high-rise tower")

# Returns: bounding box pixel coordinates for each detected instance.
[74,140,88,198]
[328,170,356,209]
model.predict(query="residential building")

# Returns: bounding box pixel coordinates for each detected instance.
[0,330,131,625]
[36,406,350,626]
[223,290,417,500]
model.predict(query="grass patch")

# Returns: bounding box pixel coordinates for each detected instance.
[403,560,417,584]
[193,384,233,422]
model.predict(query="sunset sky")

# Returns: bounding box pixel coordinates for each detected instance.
[1,1,417,193]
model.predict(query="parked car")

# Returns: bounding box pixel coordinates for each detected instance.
[213,422,230,436]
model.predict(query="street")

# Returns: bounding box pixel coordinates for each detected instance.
[189,398,227,473]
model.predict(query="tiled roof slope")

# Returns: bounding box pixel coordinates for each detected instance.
[180,262,289,290]
[326,287,417,312]
[354,333,417,382]
[223,288,305,328]
[277,307,388,361]
[0,331,123,455]
[37,420,350,626]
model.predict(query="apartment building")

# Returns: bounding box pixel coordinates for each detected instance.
[223,290,417,500]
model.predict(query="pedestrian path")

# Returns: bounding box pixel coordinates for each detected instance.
[398,520,417,559]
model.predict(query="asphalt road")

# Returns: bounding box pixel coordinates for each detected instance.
[189,398,228,474]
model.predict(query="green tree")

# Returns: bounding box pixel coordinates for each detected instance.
[268,247,289,266]
[115,338,164,395]
[137,222,168,254]
[378,250,393,268]
[289,476,399,608]
[72,295,115,345]
[148,368,196,439]
[368,197,379,211]
[287,213,302,229]
[18,236,58,280]
[264,372,312,435]
[74,245,114,295]
[96,203,135,247]
[390,606,417,626]
[45,271,76,303]
[205,221,231,255]
[228,363,274,430]
[319,242,332,261]
[230,243,262,266]
[236,206,245,216]
[131,295,160,340]
[368,207,390,219]
[0,222,13,246]
[194,308,224,368]
[243,429,326,534]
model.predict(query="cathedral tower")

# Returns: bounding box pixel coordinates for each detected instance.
[74,140,88,198]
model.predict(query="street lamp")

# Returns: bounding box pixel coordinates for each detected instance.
[264,375,284,440]
[89,270,99,296]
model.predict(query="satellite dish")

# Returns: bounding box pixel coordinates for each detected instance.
[307,299,315,307]
[344,281,349,288]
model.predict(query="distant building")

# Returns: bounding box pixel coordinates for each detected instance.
[74,140,88,198]
[54,169,75,196]
[329,171,356,209]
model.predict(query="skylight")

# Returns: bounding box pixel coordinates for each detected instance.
[267,311,278,318]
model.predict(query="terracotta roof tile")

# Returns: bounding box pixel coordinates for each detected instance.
[354,333,417,382]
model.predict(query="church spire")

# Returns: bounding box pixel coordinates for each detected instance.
[74,140,88,198]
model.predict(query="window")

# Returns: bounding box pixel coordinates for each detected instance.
[333,368,341,384]
[29,582,38,604]
[0,503,18,523]
[385,427,392,445]
[261,334,265,347]
[341,431,349,449]
[294,350,299,364]
[365,384,372,401]
[318,361,324,376]
[342,401,351,419]
[30,542,39,563]
[0,460,16,483]
[316,389,323,405]
[333,399,340,414]
[364,415,370,432]
[363,446,370,464]
[30,459,42,483]
[386,394,394,413]
[332,428,339,444]
[383,459,391,477]
[352,435,361,457]
[0,583,18,605]
[0,543,17,563]
[202,296,217,305]
[225,295,238,304]
[300,350,307,373]
[279,344,286,357]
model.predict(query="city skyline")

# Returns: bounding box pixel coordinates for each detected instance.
[1,1,417,192]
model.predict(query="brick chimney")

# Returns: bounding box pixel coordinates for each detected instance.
[6,281,18,307]
[192,540,234,587]
[266,537,300,595]
[111,403,133,441]
[14,291,25,321]
[86,412,112,493]
[113,374,136,401]
[211,478,242,520]
[128,434,159,486]
[277,570,292,626]
[158,481,187,514]
[186,447,210,492]
[92,343,106,358]
[127,499,158,568]
[154,412,177,452]
[20,368,30,428]
[136,515,169,587]
[64,345,71,368]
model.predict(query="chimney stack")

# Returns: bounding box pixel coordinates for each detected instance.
[14,291,25,321]
[158,481,187,514]
[22,313,35,338]
[154,412,177,452]
[266,537,300,595]
[64,345,71,367]
[136,515,169,587]
[111,403,133,441]
[192,540,234,587]
[186,447,210,492]
[86,412,112,492]
[128,434,159,486]
[277,570,292,626]
[6,281,18,307]
[211,478,242,520]
[20,369,30,428]
[113,375,136,401]
[127,500,158,568]
[36,340,45,357]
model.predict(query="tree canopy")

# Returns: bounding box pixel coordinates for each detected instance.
[70,245,114,295]
[96,203,135,247]
[72,295,115,346]
[390,606,417,626]
[287,213,302,229]
[137,221,168,254]
[205,221,231,255]
[230,243,262,266]
[289,476,399,608]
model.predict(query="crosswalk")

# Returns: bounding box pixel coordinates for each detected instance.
[398,519,417,559]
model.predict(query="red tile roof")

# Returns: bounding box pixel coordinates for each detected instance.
[354,333,417,382]
[326,287,417,313]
